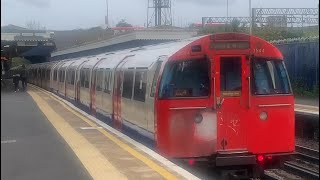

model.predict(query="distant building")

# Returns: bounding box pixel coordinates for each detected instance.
[1,24,56,63]
[111,26,145,35]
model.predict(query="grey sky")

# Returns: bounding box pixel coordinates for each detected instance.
[1,0,318,30]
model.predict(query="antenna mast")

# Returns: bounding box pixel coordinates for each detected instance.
[105,0,109,28]
[147,0,172,27]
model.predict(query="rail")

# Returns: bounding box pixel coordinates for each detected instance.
[295,145,319,165]
[283,161,319,180]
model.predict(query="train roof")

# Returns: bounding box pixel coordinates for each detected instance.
[30,33,284,70]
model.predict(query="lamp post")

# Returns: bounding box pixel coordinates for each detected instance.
[249,0,252,35]
[227,0,229,19]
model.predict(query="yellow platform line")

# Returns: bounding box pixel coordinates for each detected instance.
[30,86,179,180]
[28,89,127,180]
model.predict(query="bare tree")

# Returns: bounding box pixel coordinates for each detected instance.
[25,20,46,30]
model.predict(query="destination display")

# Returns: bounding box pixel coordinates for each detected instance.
[210,41,250,50]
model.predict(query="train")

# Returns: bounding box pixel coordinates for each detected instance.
[27,33,295,177]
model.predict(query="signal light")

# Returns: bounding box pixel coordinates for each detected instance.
[257,155,264,162]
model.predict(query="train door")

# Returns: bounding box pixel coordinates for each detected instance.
[75,61,87,102]
[146,57,164,133]
[89,59,104,115]
[112,56,131,129]
[214,55,249,151]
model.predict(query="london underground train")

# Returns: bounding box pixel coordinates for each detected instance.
[27,33,295,177]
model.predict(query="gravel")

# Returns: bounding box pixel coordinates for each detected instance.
[291,159,319,173]
[296,137,319,151]
[264,169,303,180]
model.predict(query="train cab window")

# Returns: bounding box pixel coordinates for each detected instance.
[252,58,291,95]
[220,57,242,97]
[159,58,210,98]
[134,70,147,102]
[122,70,134,99]
[150,61,162,97]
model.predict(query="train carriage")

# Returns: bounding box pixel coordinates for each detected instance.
[27,33,295,177]
[64,57,87,100]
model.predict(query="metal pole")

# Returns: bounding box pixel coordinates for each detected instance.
[249,0,252,35]
[147,0,149,27]
[227,0,229,19]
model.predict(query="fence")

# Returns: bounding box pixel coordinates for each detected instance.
[274,39,319,90]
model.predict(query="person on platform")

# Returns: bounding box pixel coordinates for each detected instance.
[13,74,19,92]
[20,73,27,91]
[20,65,27,91]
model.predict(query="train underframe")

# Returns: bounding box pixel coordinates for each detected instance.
[179,152,293,179]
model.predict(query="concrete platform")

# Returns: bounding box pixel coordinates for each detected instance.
[294,104,319,116]
[1,89,91,180]
[2,85,199,180]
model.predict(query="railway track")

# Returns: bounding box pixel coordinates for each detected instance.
[263,145,319,180]
[295,145,319,165]
[283,161,319,180]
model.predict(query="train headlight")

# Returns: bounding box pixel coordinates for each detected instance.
[195,114,203,124]
[259,111,268,121]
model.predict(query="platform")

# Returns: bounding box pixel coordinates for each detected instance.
[1,86,199,180]
[294,104,319,116]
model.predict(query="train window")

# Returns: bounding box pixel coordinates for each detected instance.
[107,71,112,92]
[220,57,242,96]
[66,70,71,84]
[96,70,103,91]
[104,71,110,93]
[47,69,50,80]
[59,70,63,82]
[71,70,75,85]
[150,61,162,97]
[53,69,57,81]
[122,70,134,99]
[134,70,147,102]
[80,69,86,87]
[84,69,90,88]
[252,59,291,95]
[159,58,210,98]
[63,70,65,82]
[61,70,65,82]
[66,70,70,84]
[104,71,112,93]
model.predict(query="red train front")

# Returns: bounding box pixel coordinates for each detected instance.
[155,33,295,174]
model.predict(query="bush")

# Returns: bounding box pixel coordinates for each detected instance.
[291,78,319,98]
[10,57,31,68]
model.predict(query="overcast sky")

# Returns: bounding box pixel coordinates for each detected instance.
[1,0,318,30]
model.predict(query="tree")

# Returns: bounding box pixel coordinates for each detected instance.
[116,19,133,27]
[10,57,31,68]
[231,18,241,32]
[25,20,46,30]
